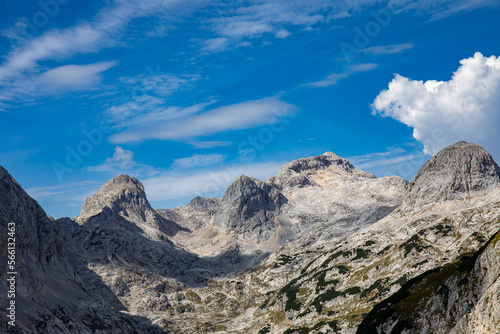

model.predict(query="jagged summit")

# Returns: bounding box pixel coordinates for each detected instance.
[281,151,371,175]
[405,141,500,209]
[0,167,145,332]
[77,174,181,236]
[213,174,286,241]
[78,174,154,222]
[271,151,374,188]
[79,174,147,221]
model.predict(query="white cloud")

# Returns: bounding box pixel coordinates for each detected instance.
[349,147,423,169]
[87,146,160,177]
[200,0,495,53]
[36,61,117,91]
[372,52,500,160]
[218,21,274,38]
[143,161,285,203]
[171,153,226,169]
[108,100,216,130]
[104,73,207,130]
[118,73,200,97]
[275,29,292,39]
[27,180,102,207]
[348,145,427,180]
[189,141,233,149]
[361,43,414,55]
[200,37,230,53]
[0,61,117,103]
[0,0,201,106]
[304,63,378,88]
[415,0,499,20]
[109,97,298,143]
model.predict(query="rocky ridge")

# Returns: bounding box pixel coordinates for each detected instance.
[0,167,159,333]
[2,141,500,333]
[404,141,500,210]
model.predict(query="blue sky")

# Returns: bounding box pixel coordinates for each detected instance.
[1,0,500,218]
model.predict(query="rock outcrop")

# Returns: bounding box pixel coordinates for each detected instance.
[213,175,287,243]
[4,141,500,334]
[269,151,375,188]
[77,174,183,237]
[157,196,220,232]
[358,229,500,334]
[404,141,500,210]
[0,167,157,333]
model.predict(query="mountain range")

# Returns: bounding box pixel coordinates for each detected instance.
[1,141,499,333]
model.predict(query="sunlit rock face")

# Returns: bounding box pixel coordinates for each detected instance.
[3,141,500,334]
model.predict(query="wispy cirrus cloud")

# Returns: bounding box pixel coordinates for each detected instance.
[87,146,160,177]
[361,43,414,55]
[36,61,118,92]
[117,73,201,97]
[109,97,298,144]
[199,0,496,53]
[0,61,117,108]
[27,180,103,210]
[304,63,378,88]
[171,153,226,170]
[143,161,285,203]
[348,145,426,179]
[0,0,203,107]
[189,141,233,149]
[349,147,423,169]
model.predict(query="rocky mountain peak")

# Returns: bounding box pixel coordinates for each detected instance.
[77,174,182,237]
[188,196,219,211]
[271,151,374,188]
[78,174,150,222]
[284,151,354,173]
[405,141,500,209]
[213,174,286,242]
[1,168,155,332]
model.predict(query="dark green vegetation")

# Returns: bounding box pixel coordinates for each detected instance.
[471,231,487,243]
[399,234,429,257]
[377,244,392,255]
[357,229,500,334]
[274,254,296,268]
[278,278,302,311]
[313,270,340,292]
[311,286,361,313]
[353,248,371,260]
[411,259,429,268]
[258,324,271,334]
[431,222,452,236]
[283,320,339,334]
[360,279,384,299]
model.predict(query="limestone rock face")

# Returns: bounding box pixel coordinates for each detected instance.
[405,141,500,209]
[0,167,156,333]
[5,141,500,334]
[210,152,389,245]
[157,196,220,232]
[213,175,287,242]
[270,151,375,188]
[77,174,182,237]
[358,228,500,334]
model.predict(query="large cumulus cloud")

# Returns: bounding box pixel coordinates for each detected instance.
[372,52,500,160]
